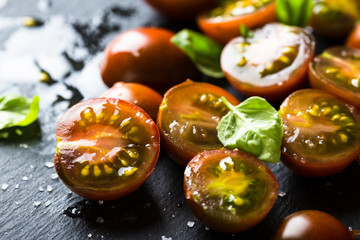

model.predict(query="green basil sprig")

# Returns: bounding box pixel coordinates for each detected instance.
[276,0,313,27]
[217,96,283,163]
[171,29,224,78]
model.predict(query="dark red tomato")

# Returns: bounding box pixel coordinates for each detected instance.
[309,46,360,109]
[347,24,360,50]
[279,89,360,177]
[197,0,276,45]
[221,23,315,102]
[310,0,360,38]
[272,210,353,240]
[100,27,199,93]
[184,149,279,233]
[157,80,239,166]
[100,82,163,120]
[54,98,160,200]
[144,0,216,20]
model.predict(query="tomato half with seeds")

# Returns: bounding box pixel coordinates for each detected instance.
[347,24,360,50]
[100,27,199,93]
[101,82,163,121]
[310,0,360,38]
[197,0,276,45]
[184,149,279,233]
[272,210,354,240]
[279,89,360,177]
[54,98,160,200]
[221,23,315,102]
[309,46,360,109]
[157,80,239,166]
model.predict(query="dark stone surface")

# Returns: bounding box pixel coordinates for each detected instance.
[0,1,359,239]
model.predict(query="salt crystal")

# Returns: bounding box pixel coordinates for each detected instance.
[88,233,92,238]
[44,162,54,168]
[2,183,8,190]
[38,186,44,192]
[187,221,195,228]
[33,201,41,207]
[19,143,29,148]
[22,176,28,181]
[205,227,210,231]
[45,200,51,207]
[15,184,19,189]
[50,173,58,179]
[47,185,53,192]
[96,217,104,224]
[161,236,172,240]
[278,191,286,197]
[98,200,103,205]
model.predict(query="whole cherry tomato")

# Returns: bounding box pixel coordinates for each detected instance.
[221,23,315,102]
[272,210,354,240]
[54,98,160,200]
[144,0,216,20]
[346,24,360,50]
[157,80,239,166]
[197,0,276,44]
[101,82,162,120]
[309,46,360,109]
[100,27,199,93]
[184,149,279,233]
[279,89,360,177]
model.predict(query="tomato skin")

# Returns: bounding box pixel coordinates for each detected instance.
[144,0,216,20]
[54,98,160,200]
[279,89,360,177]
[100,27,200,93]
[272,210,353,240]
[101,82,162,120]
[221,23,315,102]
[184,149,279,233]
[157,80,240,166]
[346,24,360,50]
[197,2,276,45]
[309,46,360,109]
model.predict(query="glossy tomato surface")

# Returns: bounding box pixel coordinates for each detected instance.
[144,0,216,20]
[101,82,163,120]
[157,80,239,166]
[309,46,360,109]
[184,149,279,233]
[310,0,360,38]
[279,89,360,177]
[221,23,315,102]
[347,24,360,50]
[272,210,353,240]
[54,98,160,200]
[197,0,276,44]
[100,27,199,93]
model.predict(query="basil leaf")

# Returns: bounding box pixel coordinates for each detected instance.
[0,94,40,131]
[171,29,224,78]
[276,0,312,27]
[217,96,283,163]
[240,24,254,39]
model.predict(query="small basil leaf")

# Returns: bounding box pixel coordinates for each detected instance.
[0,94,40,131]
[217,96,283,163]
[171,29,224,78]
[240,24,254,39]
[276,0,312,27]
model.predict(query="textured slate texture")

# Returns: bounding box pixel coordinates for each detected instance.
[0,1,359,240]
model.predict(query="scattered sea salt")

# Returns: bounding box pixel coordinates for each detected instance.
[50,173,58,179]
[47,185,53,192]
[278,191,287,197]
[2,183,8,190]
[187,221,195,228]
[96,217,104,224]
[88,233,92,238]
[19,143,29,149]
[44,162,54,168]
[22,176,28,181]
[14,184,19,189]
[39,186,44,192]
[33,201,41,207]
[45,200,51,207]
[161,236,172,240]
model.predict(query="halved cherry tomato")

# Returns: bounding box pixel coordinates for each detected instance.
[272,210,353,240]
[54,98,160,200]
[144,0,216,20]
[221,23,315,102]
[347,24,360,50]
[197,0,276,45]
[100,27,199,93]
[157,80,239,166]
[309,46,360,109]
[184,149,279,233]
[279,89,360,177]
[310,0,360,38]
[100,82,163,120]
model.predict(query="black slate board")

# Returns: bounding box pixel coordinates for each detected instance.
[0,1,359,240]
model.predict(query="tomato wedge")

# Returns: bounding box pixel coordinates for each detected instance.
[184,149,279,233]
[54,98,160,200]
[157,80,239,166]
[309,46,360,109]
[347,24,360,49]
[279,89,360,177]
[221,23,315,102]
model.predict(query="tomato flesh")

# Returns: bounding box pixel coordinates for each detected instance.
[279,89,360,177]
[309,46,360,108]
[347,24,360,50]
[157,80,239,166]
[184,149,279,233]
[55,98,160,200]
[221,23,315,102]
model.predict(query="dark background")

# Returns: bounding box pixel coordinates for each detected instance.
[0,0,359,239]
